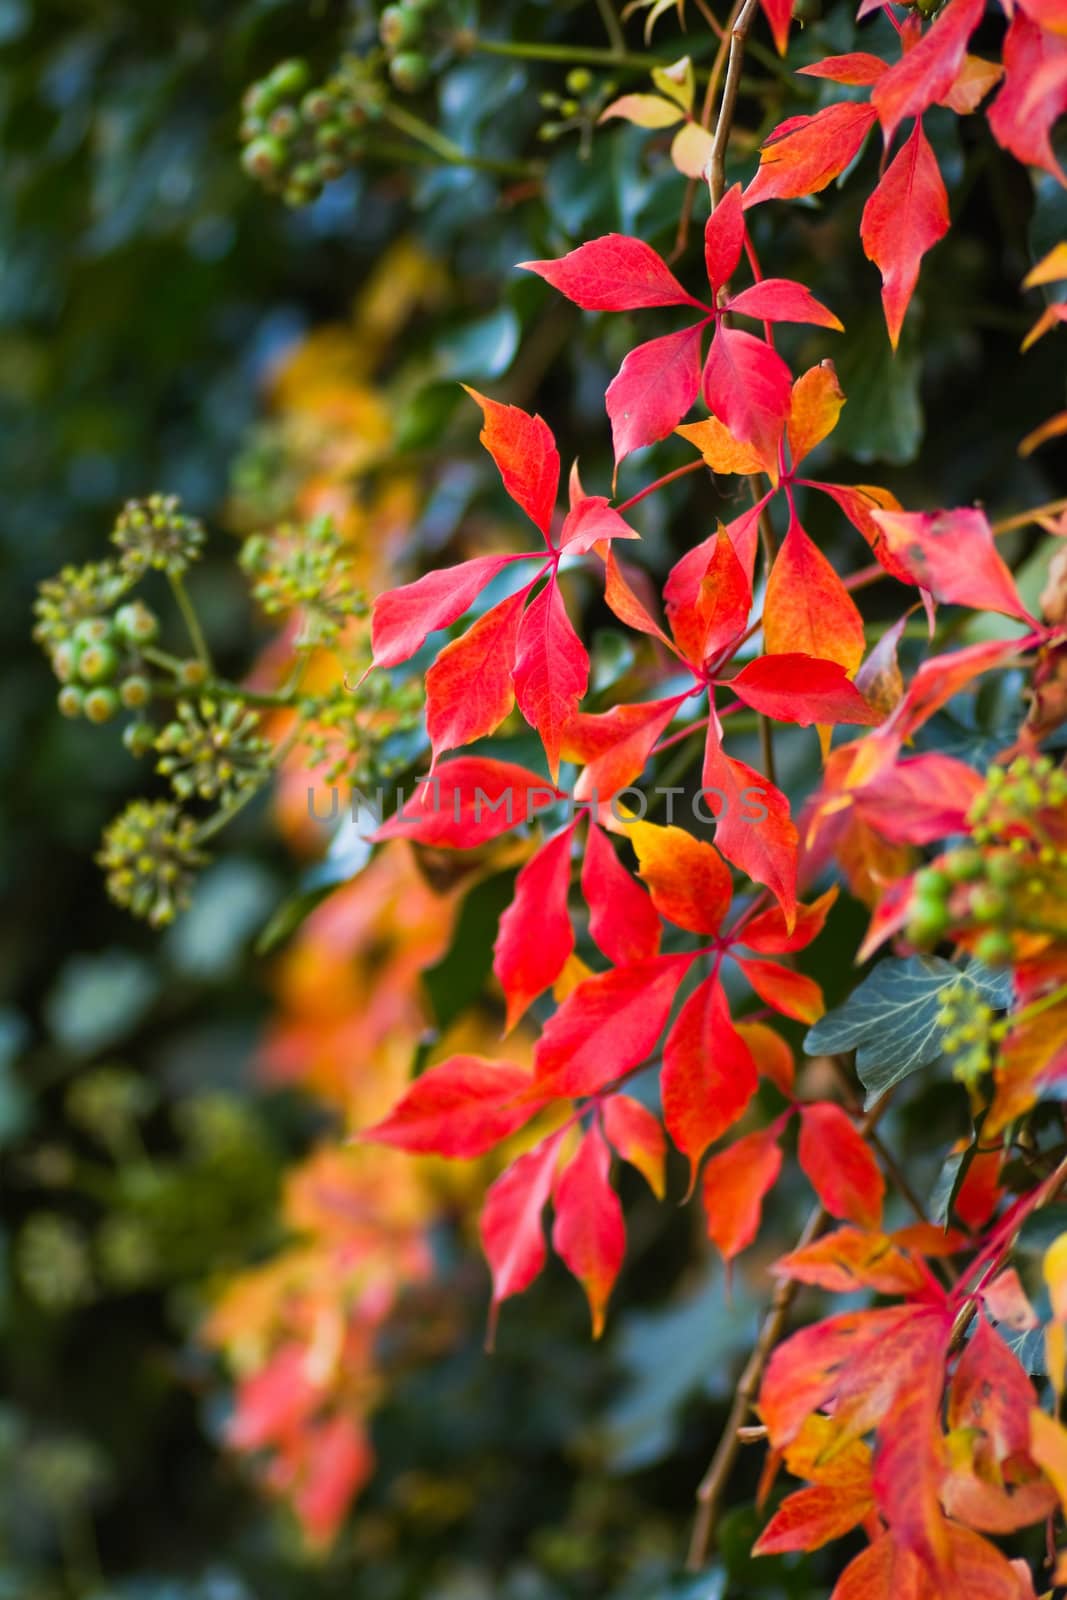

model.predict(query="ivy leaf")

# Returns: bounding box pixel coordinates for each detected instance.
[805,955,979,1104]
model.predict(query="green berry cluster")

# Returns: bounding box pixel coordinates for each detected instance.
[17,1213,94,1312]
[240,57,373,206]
[240,514,367,647]
[154,698,272,805]
[40,595,160,726]
[538,68,616,150]
[303,670,423,786]
[378,0,440,94]
[97,800,207,928]
[112,493,204,579]
[935,984,996,1091]
[905,754,1067,959]
[33,558,133,657]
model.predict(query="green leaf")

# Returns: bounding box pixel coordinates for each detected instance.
[805,955,967,1104]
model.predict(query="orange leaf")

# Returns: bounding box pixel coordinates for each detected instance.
[797,1102,884,1228]
[627,819,733,935]
[702,1123,784,1260]
[764,515,866,674]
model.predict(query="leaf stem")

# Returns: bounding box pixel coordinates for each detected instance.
[378,102,541,178]
[594,0,627,55]
[168,572,213,673]
[615,458,705,512]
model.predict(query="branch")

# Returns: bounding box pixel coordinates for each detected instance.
[707,0,761,209]
[685,1090,894,1570]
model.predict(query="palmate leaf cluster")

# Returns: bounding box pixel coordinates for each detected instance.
[6,1,1067,1599]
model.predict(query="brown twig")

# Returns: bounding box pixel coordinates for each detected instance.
[685,1090,894,1570]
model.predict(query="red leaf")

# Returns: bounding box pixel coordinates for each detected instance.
[988,12,1067,185]
[744,103,878,206]
[798,52,889,85]
[702,323,792,475]
[560,494,639,554]
[606,323,706,464]
[738,1020,795,1093]
[773,1227,927,1296]
[480,1131,564,1344]
[856,751,983,845]
[754,1484,873,1557]
[295,1415,373,1549]
[860,121,949,349]
[832,1528,1029,1600]
[567,695,684,802]
[703,1124,784,1260]
[726,655,878,727]
[759,0,793,55]
[761,1304,915,1447]
[513,578,590,780]
[764,515,867,674]
[736,956,825,1024]
[464,387,560,538]
[670,526,754,667]
[581,822,662,967]
[814,481,905,563]
[373,757,562,847]
[704,184,746,295]
[425,587,527,761]
[603,549,674,647]
[601,1094,667,1198]
[533,954,695,1099]
[727,279,843,331]
[520,234,703,311]
[371,555,520,668]
[363,1056,541,1157]
[662,974,758,1173]
[551,1122,626,1336]
[869,506,1032,620]
[869,1312,952,1573]
[739,886,838,955]
[493,829,575,1030]
[871,0,985,146]
[628,818,734,935]
[948,1314,1037,1468]
[798,1102,885,1228]
[703,728,798,926]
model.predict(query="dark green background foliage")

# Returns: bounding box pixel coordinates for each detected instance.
[2,1,1065,1597]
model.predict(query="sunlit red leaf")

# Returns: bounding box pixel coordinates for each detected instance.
[797,1102,884,1228]
[373,757,562,847]
[702,323,792,475]
[363,1056,541,1157]
[602,1093,667,1197]
[738,886,837,955]
[773,1226,926,1296]
[567,695,685,801]
[627,818,734,935]
[744,103,878,207]
[860,121,949,349]
[727,279,843,331]
[464,387,560,538]
[703,1123,784,1260]
[754,1482,873,1556]
[871,0,985,147]
[787,361,846,467]
[560,495,640,554]
[521,234,704,311]
[662,974,758,1173]
[480,1130,565,1344]
[764,516,866,674]
[425,587,527,761]
[581,822,662,967]
[704,185,746,294]
[533,953,695,1098]
[869,507,1033,621]
[797,52,889,85]
[551,1121,626,1337]
[737,1020,795,1093]
[371,555,521,668]
[736,955,825,1024]
[607,323,706,463]
[512,578,590,779]
[493,828,575,1029]
[703,728,798,926]
[989,12,1067,184]
[727,655,877,727]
